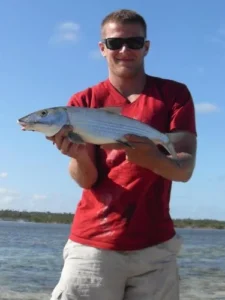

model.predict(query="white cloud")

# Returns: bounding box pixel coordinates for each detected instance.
[195,102,219,114]
[0,188,20,208]
[49,21,80,44]
[208,24,225,48]
[33,194,47,200]
[0,188,7,194]
[210,36,225,47]
[0,172,7,178]
[88,49,102,60]
[0,188,73,212]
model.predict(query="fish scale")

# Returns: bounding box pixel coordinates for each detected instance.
[67,108,167,143]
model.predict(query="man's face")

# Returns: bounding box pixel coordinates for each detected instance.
[99,22,150,78]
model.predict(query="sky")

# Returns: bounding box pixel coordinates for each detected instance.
[0,0,225,220]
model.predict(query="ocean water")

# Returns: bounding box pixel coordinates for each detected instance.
[0,221,225,300]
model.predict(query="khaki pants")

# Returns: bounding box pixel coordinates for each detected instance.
[50,235,182,300]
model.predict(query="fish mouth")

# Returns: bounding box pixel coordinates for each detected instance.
[17,120,35,130]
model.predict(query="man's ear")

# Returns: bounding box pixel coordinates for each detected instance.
[144,40,150,56]
[98,41,106,57]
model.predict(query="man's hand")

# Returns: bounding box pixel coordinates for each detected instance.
[101,132,197,182]
[101,134,162,168]
[46,125,87,159]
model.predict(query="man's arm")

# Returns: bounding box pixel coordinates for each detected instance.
[146,131,197,182]
[149,82,197,182]
[47,126,98,189]
[68,143,98,189]
[101,131,197,183]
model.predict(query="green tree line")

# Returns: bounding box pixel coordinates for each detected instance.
[0,210,225,229]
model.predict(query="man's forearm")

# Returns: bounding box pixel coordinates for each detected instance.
[146,152,196,182]
[69,155,98,189]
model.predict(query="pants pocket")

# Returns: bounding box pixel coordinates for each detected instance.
[50,285,63,300]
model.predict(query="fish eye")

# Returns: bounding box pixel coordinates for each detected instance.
[39,110,48,117]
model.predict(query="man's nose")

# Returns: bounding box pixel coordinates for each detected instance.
[119,44,129,53]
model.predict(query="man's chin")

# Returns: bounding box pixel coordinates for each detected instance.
[114,67,138,78]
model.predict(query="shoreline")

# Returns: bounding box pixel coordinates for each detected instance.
[0,210,225,229]
[1,219,224,230]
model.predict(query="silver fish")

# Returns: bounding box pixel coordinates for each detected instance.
[17,106,181,159]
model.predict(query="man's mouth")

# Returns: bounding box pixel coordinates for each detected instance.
[116,58,134,62]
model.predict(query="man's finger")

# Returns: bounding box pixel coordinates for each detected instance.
[124,135,157,151]
[100,143,126,150]
[54,135,64,150]
[69,143,85,156]
[46,136,54,141]
[60,139,73,154]
[124,134,149,143]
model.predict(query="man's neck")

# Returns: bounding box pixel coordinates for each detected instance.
[108,72,147,99]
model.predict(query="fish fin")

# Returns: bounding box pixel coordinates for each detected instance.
[163,142,178,159]
[99,106,122,114]
[162,141,181,167]
[116,139,134,148]
[68,132,85,144]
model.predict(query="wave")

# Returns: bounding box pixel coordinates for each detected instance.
[0,286,51,300]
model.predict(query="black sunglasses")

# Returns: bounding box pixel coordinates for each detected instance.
[103,37,146,50]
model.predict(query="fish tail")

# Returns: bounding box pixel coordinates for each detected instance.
[164,133,182,167]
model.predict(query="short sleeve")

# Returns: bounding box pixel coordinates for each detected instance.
[169,84,197,136]
[67,93,88,108]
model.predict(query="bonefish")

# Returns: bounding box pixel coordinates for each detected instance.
[17,106,181,160]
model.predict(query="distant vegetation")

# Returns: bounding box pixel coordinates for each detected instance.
[174,218,225,229]
[0,210,73,224]
[0,210,225,229]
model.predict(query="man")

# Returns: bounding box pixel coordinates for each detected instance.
[49,9,197,300]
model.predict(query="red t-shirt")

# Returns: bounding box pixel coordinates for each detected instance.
[67,75,197,251]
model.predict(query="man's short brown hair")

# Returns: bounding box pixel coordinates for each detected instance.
[101,9,147,38]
